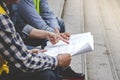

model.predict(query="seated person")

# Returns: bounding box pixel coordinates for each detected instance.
[16,0,70,48]
[7,0,85,80]
[0,0,71,80]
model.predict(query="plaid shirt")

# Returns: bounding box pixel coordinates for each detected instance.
[0,2,58,72]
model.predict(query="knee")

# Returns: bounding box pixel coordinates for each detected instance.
[40,70,57,80]
[57,18,65,33]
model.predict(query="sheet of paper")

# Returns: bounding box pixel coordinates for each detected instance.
[42,32,94,57]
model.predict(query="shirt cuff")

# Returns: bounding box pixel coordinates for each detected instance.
[52,56,59,70]
[42,25,55,32]
[22,24,34,38]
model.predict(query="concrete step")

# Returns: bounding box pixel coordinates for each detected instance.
[48,0,120,80]
[84,0,119,80]
[47,0,65,17]
[63,0,86,79]
[98,0,120,79]
[63,0,84,34]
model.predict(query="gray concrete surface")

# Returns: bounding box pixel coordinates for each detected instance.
[47,0,65,17]
[63,0,85,74]
[63,0,120,80]
[48,0,120,80]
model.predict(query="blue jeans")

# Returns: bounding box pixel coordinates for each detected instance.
[57,18,65,33]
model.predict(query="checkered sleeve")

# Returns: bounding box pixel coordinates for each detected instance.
[0,14,58,72]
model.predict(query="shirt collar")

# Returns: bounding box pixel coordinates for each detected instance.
[0,1,10,14]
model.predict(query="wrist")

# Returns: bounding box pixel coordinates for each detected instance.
[57,55,62,66]
[45,31,51,38]
[54,28,60,34]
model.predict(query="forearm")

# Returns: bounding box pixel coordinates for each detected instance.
[54,28,60,33]
[29,28,50,39]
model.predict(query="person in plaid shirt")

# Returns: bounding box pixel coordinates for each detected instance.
[0,0,71,80]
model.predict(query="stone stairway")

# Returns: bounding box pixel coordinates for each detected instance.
[84,0,120,80]
[48,0,120,80]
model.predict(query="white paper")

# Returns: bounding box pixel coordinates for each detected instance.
[42,32,94,57]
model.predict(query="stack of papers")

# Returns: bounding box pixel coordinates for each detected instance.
[43,32,94,57]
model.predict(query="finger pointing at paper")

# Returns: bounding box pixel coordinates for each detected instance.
[47,32,70,44]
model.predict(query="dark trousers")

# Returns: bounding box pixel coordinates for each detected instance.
[0,64,63,80]
[0,70,58,80]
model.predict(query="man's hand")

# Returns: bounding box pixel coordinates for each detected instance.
[54,32,70,44]
[57,54,71,67]
[54,28,70,44]
[47,32,69,44]
[59,32,70,40]
[47,32,60,44]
